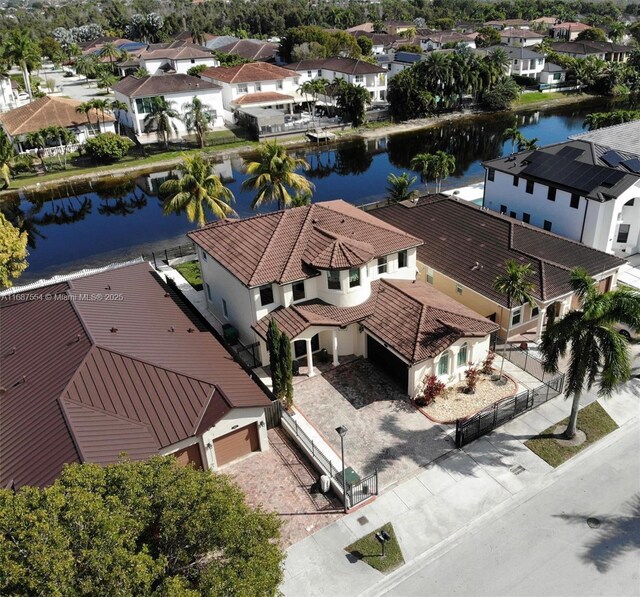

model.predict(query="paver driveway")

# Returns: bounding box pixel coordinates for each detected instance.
[294,358,455,490]
[224,428,343,548]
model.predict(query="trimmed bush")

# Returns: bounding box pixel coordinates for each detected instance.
[83,133,133,162]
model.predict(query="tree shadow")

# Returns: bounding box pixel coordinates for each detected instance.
[553,493,640,573]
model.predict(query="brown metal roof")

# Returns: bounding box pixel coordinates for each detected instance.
[112,74,220,98]
[286,57,385,75]
[371,195,625,307]
[188,200,422,287]
[0,263,270,488]
[252,279,497,364]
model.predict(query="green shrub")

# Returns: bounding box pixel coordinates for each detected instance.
[83,133,133,162]
[481,78,521,111]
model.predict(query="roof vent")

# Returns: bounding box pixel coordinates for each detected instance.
[74,334,81,342]
[164,293,170,297]
[187,327,195,333]
[105,285,111,290]
[169,326,175,332]
[110,327,118,333]
[312,218,318,223]
[12,376,26,388]
[470,261,483,271]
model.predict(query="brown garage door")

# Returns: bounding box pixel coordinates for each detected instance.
[173,443,204,470]
[213,423,260,466]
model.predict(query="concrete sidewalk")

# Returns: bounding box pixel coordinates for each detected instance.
[281,381,640,597]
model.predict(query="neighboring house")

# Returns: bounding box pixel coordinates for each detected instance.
[549,22,592,41]
[388,51,423,77]
[499,27,545,47]
[0,262,272,489]
[538,62,567,86]
[215,39,279,63]
[286,57,388,102]
[372,195,625,342]
[349,32,402,55]
[419,31,477,51]
[112,74,224,141]
[481,46,545,78]
[0,75,19,112]
[79,36,143,56]
[188,200,498,396]
[137,41,218,75]
[383,20,415,35]
[484,19,531,30]
[0,96,115,153]
[482,129,640,256]
[550,41,632,62]
[200,62,301,121]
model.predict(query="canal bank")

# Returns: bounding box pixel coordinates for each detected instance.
[0,92,614,202]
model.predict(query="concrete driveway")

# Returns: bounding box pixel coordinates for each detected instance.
[293,358,455,491]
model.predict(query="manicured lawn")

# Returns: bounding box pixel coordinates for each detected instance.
[525,401,618,467]
[345,523,404,574]
[173,261,203,290]
[515,91,573,105]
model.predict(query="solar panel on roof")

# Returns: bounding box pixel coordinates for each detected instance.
[556,146,584,160]
[621,158,640,174]
[601,150,625,168]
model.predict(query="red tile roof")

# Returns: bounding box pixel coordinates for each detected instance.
[371,195,625,307]
[188,200,422,287]
[215,39,278,61]
[232,91,294,105]
[200,62,296,84]
[253,279,498,363]
[0,263,270,488]
[113,74,220,98]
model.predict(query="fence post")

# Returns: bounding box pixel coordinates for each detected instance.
[164,249,168,262]
[524,350,528,371]
[311,439,315,457]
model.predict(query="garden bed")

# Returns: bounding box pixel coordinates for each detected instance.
[173,261,203,290]
[418,372,517,424]
[345,523,404,574]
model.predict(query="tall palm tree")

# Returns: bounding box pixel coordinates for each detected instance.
[110,100,129,134]
[75,101,98,133]
[143,97,180,149]
[159,154,236,227]
[540,268,640,438]
[97,70,117,93]
[24,130,48,172]
[517,136,540,151]
[386,172,418,203]
[411,152,435,192]
[74,54,100,84]
[493,260,537,379]
[431,151,456,192]
[99,42,121,73]
[1,30,41,100]
[241,141,315,210]
[503,126,524,154]
[182,96,216,149]
[44,126,77,169]
[89,98,110,128]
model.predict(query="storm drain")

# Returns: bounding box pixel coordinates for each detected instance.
[357,516,369,526]
[587,517,601,529]
[510,465,526,475]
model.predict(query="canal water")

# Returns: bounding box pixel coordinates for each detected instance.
[4,99,628,282]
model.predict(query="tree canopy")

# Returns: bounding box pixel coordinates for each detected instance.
[0,457,284,595]
[0,212,28,288]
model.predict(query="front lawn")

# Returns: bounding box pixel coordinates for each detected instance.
[173,261,203,290]
[524,401,618,467]
[345,523,404,574]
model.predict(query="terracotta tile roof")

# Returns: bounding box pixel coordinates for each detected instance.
[371,195,625,307]
[141,43,213,61]
[303,227,375,269]
[550,22,592,31]
[113,74,220,98]
[200,62,296,84]
[0,263,270,488]
[0,96,114,136]
[253,279,498,363]
[215,39,279,61]
[550,41,632,55]
[188,200,422,287]
[232,91,294,105]
[286,57,385,75]
[500,28,545,38]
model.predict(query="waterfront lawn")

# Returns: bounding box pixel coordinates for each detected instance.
[173,261,203,290]
[345,523,404,574]
[515,91,573,105]
[524,401,618,467]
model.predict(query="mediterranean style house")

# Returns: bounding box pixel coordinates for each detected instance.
[482,126,640,256]
[0,262,271,489]
[372,195,625,343]
[188,200,498,397]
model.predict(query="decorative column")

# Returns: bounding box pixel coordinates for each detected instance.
[535,310,545,341]
[306,338,315,377]
[332,329,340,367]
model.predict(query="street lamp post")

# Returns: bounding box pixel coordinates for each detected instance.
[336,425,348,513]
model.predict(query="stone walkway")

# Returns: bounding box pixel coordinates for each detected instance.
[224,428,343,548]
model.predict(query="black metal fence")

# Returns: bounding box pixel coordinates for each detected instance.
[504,344,553,384]
[349,471,378,507]
[144,243,197,269]
[455,372,565,448]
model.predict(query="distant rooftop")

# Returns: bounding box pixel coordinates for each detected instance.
[570,121,640,159]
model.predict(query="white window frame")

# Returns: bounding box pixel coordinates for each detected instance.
[438,352,449,376]
[511,306,522,326]
[377,256,387,275]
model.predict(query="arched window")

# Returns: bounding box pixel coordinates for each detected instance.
[438,352,449,376]
[457,343,468,367]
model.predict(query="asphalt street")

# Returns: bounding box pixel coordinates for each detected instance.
[381,421,640,597]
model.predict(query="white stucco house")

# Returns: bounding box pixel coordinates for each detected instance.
[286,57,388,103]
[0,75,19,112]
[538,62,567,86]
[481,46,545,78]
[112,74,224,142]
[499,27,545,47]
[138,41,219,75]
[482,124,640,256]
[419,31,477,51]
[188,200,498,397]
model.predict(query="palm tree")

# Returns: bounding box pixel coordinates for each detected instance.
[386,172,418,203]
[143,97,180,149]
[493,260,537,379]
[44,126,77,169]
[110,100,129,134]
[159,154,236,227]
[99,42,121,73]
[97,70,117,93]
[241,141,315,210]
[90,99,110,128]
[503,126,524,154]
[540,268,640,438]
[430,151,456,192]
[75,101,99,133]
[24,130,48,171]
[411,152,435,192]
[182,97,216,149]
[1,30,41,100]
[74,54,100,84]
[517,136,540,151]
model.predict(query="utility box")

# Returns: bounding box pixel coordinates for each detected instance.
[320,475,330,493]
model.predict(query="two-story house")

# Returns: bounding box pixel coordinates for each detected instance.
[200,62,301,122]
[499,27,545,47]
[419,31,477,51]
[482,126,640,256]
[138,41,219,75]
[549,22,592,41]
[188,200,498,396]
[480,46,545,78]
[483,19,531,30]
[550,41,632,62]
[286,57,387,102]
[112,74,224,142]
[372,195,625,344]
